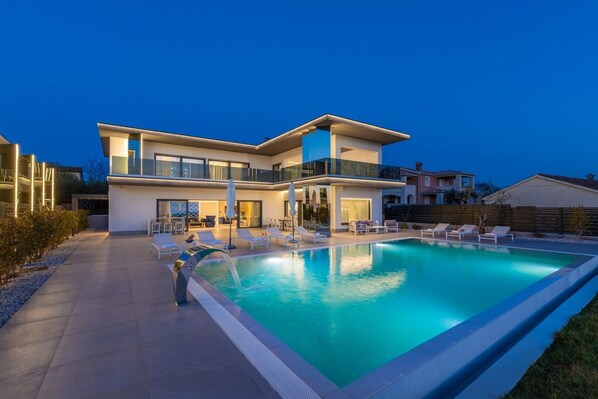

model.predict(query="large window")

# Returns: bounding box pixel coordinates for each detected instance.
[208,160,250,180]
[182,157,206,178]
[155,155,181,177]
[341,199,371,224]
[155,154,205,178]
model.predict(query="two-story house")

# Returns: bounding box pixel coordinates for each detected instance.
[383,162,475,205]
[99,114,409,234]
[0,134,55,217]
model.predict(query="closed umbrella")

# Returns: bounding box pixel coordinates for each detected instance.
[226,178,236,249]
[289,182,299,243]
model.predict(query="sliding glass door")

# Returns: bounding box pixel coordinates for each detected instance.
[237,200,262,228]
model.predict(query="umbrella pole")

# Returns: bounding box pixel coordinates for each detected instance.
[227,217,236,249]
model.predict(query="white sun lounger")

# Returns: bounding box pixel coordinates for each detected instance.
[294,226,329,243]
[197,231,225,248]
[237,229,270,250]
[150,233,182,259]
[478,226,514,244]
[420,223,450,237]
[445,224,479,240]
[266,227,292,246]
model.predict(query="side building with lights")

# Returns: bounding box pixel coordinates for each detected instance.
[98,114,409,235]
[0,134,55,217]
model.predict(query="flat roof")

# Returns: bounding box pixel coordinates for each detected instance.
[98,114,410,157]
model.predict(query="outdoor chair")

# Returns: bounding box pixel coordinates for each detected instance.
[420,223,450,237]
[479,226,514,244]
[295,226,329,243]
[173,221,185,235]
[202,215,216,228]
[445,224,479,240]
[349,220,368,235]
[266,227,292,246]
[163,222,172,234]
[198,231,225,248]
[150,221,161,235]
[237,229,270,250]
[384,220,399,233]
[150,233,182,259]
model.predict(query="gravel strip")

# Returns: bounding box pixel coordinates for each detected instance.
[0,236,85,328]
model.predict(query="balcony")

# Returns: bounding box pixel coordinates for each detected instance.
[111,156,403,184]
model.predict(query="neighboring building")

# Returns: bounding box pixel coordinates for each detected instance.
[0,134,55,217]
[383,162,475,205]
[98,114,410,234]
[483,173,598,207]
[52,165,84,181]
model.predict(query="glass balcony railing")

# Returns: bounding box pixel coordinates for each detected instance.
[111,156,403,184]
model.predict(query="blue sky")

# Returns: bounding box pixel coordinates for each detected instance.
[1,1,597,186]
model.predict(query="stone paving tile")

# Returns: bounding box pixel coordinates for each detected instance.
[71,289,134,315]
[63,302,137,335]
[0,337,61,382]
[8,299,77,325]
[50,320,141,367]
[0,316,70,349]
[0,369,47,399]
[37,345,147,399]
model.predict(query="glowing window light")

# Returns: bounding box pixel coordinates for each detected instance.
[30,154,35,211]
[14,144,19,217]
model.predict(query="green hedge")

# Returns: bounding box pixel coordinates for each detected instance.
[0,209,85,285]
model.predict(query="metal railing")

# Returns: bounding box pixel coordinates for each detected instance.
[111,156,403,183]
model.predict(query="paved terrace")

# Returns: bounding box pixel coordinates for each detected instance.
[1,228,598,399]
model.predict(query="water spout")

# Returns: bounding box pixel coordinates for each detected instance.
[172,245,241,306]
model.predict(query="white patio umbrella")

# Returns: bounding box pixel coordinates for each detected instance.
[289,182,299,243]
[226,178,236,249]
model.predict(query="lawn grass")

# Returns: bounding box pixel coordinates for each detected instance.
[505,293,598,399]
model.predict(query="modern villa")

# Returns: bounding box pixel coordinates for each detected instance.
[98,114,409,234]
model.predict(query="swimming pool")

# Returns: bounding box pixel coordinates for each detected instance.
[194,239,581,388]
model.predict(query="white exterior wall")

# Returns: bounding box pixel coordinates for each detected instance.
[485,176,598,207]
[142,141,273,169]
[109,186,284,233]
[330,186,383,231]
[331,134,382,164]
[270,147,302,168]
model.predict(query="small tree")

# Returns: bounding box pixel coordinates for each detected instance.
[569,206,591,240]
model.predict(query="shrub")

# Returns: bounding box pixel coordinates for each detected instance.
[569,206,592,239]
[411,224,421,230]
[0,209,81,286]
[76,209,89,232]
[400,223,409,230]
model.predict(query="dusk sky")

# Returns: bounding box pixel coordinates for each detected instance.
[1,1,597,187]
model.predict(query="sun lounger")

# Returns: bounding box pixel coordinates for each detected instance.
[237,229,270,250]
[445,224,479,240]
[420,223,450,237]
[266,227,292,245]
[150,233,182,259]
[197,231,225,248]
[295,226,329,243]
[478,226,514,244]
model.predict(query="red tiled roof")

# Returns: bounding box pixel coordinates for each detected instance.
[538,174,598,191]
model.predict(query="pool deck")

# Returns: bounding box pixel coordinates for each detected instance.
[1,228,597,398]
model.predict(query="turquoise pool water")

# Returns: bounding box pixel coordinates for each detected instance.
[195,239,579,386]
